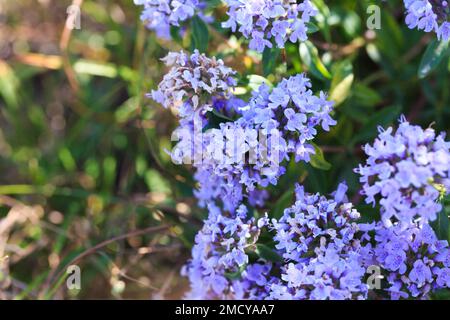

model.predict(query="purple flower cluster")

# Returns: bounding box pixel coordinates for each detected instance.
[355,116,450,225]
[222,0,317,52]
[181,204,269,299]
[137,3,450,301]
[365,222,450,299]
[192,74,335,211]
[151,52,336,213]
[148,51,449,301]
[193,166,270,213]
[241,74,336,155]
[151,52,244,203]
[134,0,207,39]
[404,0,450,40]
[151,50,237,119]
[150,53,338,299]
[180,114,450,299]
[269,183,370,300]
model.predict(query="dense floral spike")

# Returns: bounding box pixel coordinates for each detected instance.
[134,0,209,39]
[270,183,370,300]
[355,116,450,225]
[193,168,270,213]
[404,0,450,40]
[181,204,269,299]
[151,50,238,119]
[151,53,336,212]
[180,74,335,212]
[222,0,317,52]
[365,221,450,299]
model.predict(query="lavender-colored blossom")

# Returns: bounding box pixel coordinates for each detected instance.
[222,0,318,52]
[134,0,210,39]
[355,116,450,225]
[269,183,370,300]
[151,50,237,119]
[231,262,278,299]
[193,74,335,211]
[404,0,450,40]
[151,54,336,212]
[143,2,450,303]
[181,204,270,299]
[367,221,450,299]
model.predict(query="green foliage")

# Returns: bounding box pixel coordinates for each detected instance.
[299,40,332,80]
[254,244,283,263]
[431,196,450,242]
[418,39,450,79]
[309,143,332,171]
[191,15,209,53]
[262,47,280,77]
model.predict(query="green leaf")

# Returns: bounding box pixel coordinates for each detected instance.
[309,143,332,171]
[255,244,283,263]
[272,188,295,219]
[351,105,402,144]
[73,59,118,78]
[431,199,450,241]
[169,26,182,43]
[247,74,272,91]
[374,12,403,61]
[329,60,354,107]
[340,11,361,38]
[58,147,77,172]
[262,46,280,76]
[418,39,449,79]
[211,109,234,122]
[306,22,320,34]
[204,0,222,7]
[299,41,332,80]
[311,0,331,42]
[191,15,209,53]
[0,60,19,109]
[224,264,247,280]
[351,83,382,108]
[203,109,234,132]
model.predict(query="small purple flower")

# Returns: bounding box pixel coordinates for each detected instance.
[384,252,407,274]
[284,108,306,131]
[438,21,450,39]
[409,259,433,286]
[436,268,450,287]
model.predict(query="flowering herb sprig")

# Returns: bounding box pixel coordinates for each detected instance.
[140,1,450,301]
[364,221,450,299]
[151,50,238,119]
[181,204,270,299]
[192,74,335,211]
[269,183,370,300]
[222,0,318,52]
[134,0,210,40]
[151,52,336,212]
[355,116,450,225]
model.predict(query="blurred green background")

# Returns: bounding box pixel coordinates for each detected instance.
[0,0,449,299]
